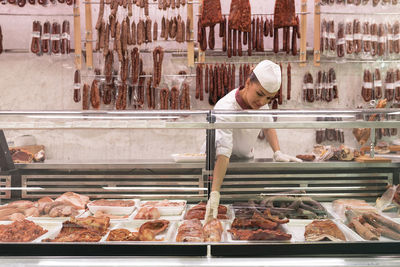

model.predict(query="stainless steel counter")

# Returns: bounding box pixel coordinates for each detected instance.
[1,256,400,267]
[14,158,400,170]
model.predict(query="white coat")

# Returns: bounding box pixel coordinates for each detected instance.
[209,87,273,159]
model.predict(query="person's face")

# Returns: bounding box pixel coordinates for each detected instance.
[246,80,277,109]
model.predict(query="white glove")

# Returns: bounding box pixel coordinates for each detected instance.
[273,150,303,162]
[205,191,220,222]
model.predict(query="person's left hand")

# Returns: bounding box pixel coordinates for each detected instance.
[273,150,302,162]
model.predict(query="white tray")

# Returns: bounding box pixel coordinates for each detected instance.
[322,202,378,222]
[283,219,363,242]
[131,207,185,221]
[173,220,227,243]
[347,214,400,242]
[43,221,119,242]
[0,220,62,243]
[28,209,86,221]
[102,220,175,242]
[226,223,292,243]
[184,204,233,221]
[87,199,139,216]
[140,200,186,216]
[77,209,137,222]
[171,153,206,163]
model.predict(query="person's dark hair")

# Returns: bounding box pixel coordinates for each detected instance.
[248,72,261,85]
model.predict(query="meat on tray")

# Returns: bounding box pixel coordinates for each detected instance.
[347,210,400,240]
[135,207,161,220]
[228,209,291,241]
[176,219,223,242]
[304,220,346,241]
[0,192,89,221]
[233,196,327,220]
[184,202,228,220]
[91,199,135,207]
[107,220,170,242]
[141,199,185,207]
[0,219,48,242]
[42,216,110,242]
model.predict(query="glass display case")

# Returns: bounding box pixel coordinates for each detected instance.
[0,109,399,259]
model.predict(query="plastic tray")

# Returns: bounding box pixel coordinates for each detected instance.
[226,223,292,243]
[322,202,377,221]
[28,209,86,221]
[0,220,62,243]
[42,221,119,242]
[346,215,400,242]
[77,209,137,222]
[102,220,175,242]
[140,200,186,216]
[131,207,185,221]
[172,220,227,243]
[87,199,139,216]
[184,204,233,221]
[283,219,363,242]
[171,153,206,163]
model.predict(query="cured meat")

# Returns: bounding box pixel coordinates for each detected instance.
[0,220,47,242]
[176,219,204,242]
[185,202,227,220]
[304,220,346,241]
[229,228,291,241]
[228,0,251,32]
[203,219,223,242]
[55,192,89,210]
[135,207,161,220]
[138,220,169,241]
[200,0,223,27]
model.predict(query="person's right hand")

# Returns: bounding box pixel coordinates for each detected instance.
[205,191,220,222]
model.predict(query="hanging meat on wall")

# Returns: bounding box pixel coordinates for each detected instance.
[228,0,251,33]
[273,0,299,55]
[200,0,223,27]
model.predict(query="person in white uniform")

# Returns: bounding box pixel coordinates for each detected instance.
[205,60,302,221]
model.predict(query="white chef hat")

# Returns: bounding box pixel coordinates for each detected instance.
[252,60,281,93]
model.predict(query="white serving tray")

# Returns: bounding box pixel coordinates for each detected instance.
[131,207,185,221]
[171,153,206,163]
[172,220,227,243]
[226,223,292,243]
[184,204,233,221]
[0,220,62,243]
[42,221,119,242]
[283,219,363,242]
[346,214,400,242]
[28,209,86,222]
[102,220,175,242]
[87,199,140,216]
[140,200,186,216]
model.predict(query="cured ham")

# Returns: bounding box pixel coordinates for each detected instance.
[203,219,223,242]
[0,219,48,242]
[185,202,228,220]
[176,219,205,242]
[304,220,346,241]
[55,192,89,210]
[134,207,161,220]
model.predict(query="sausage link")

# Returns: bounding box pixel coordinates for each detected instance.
[264,18,269,37]
[238,31,242,56]
[252,18,256,49]
[374,68,382,99]
[345,21,354,55]
[51,22,61,54]
[394,21,400,54]
[196,64,200,99]
[231,64,235,91]
[208,25,215,49]
[31,21,41,55]
[363,22,371,53]
[278,63,283,105]
[90,79,101,109]
[83,83,90,110]
[160,88,169,110]
[205,65,209,94]
[270,19,274,37]
[186,17,191,42]
[239,65,243,87]
[395,69,400,101]
[248,27,252,56]
[199,64,204,101]
[273,28,279,53]
[73,70,81,103]
[337,22,345,57]
[228,24,232,58]
[233,29,237,56]
[378,23,386,56]
[371,23,378,56]
[287,63,291,100]
[353,19,362,54]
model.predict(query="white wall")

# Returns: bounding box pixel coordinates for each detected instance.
[0,1,399,161]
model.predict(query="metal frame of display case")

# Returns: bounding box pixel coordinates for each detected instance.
[0,110,400,257]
